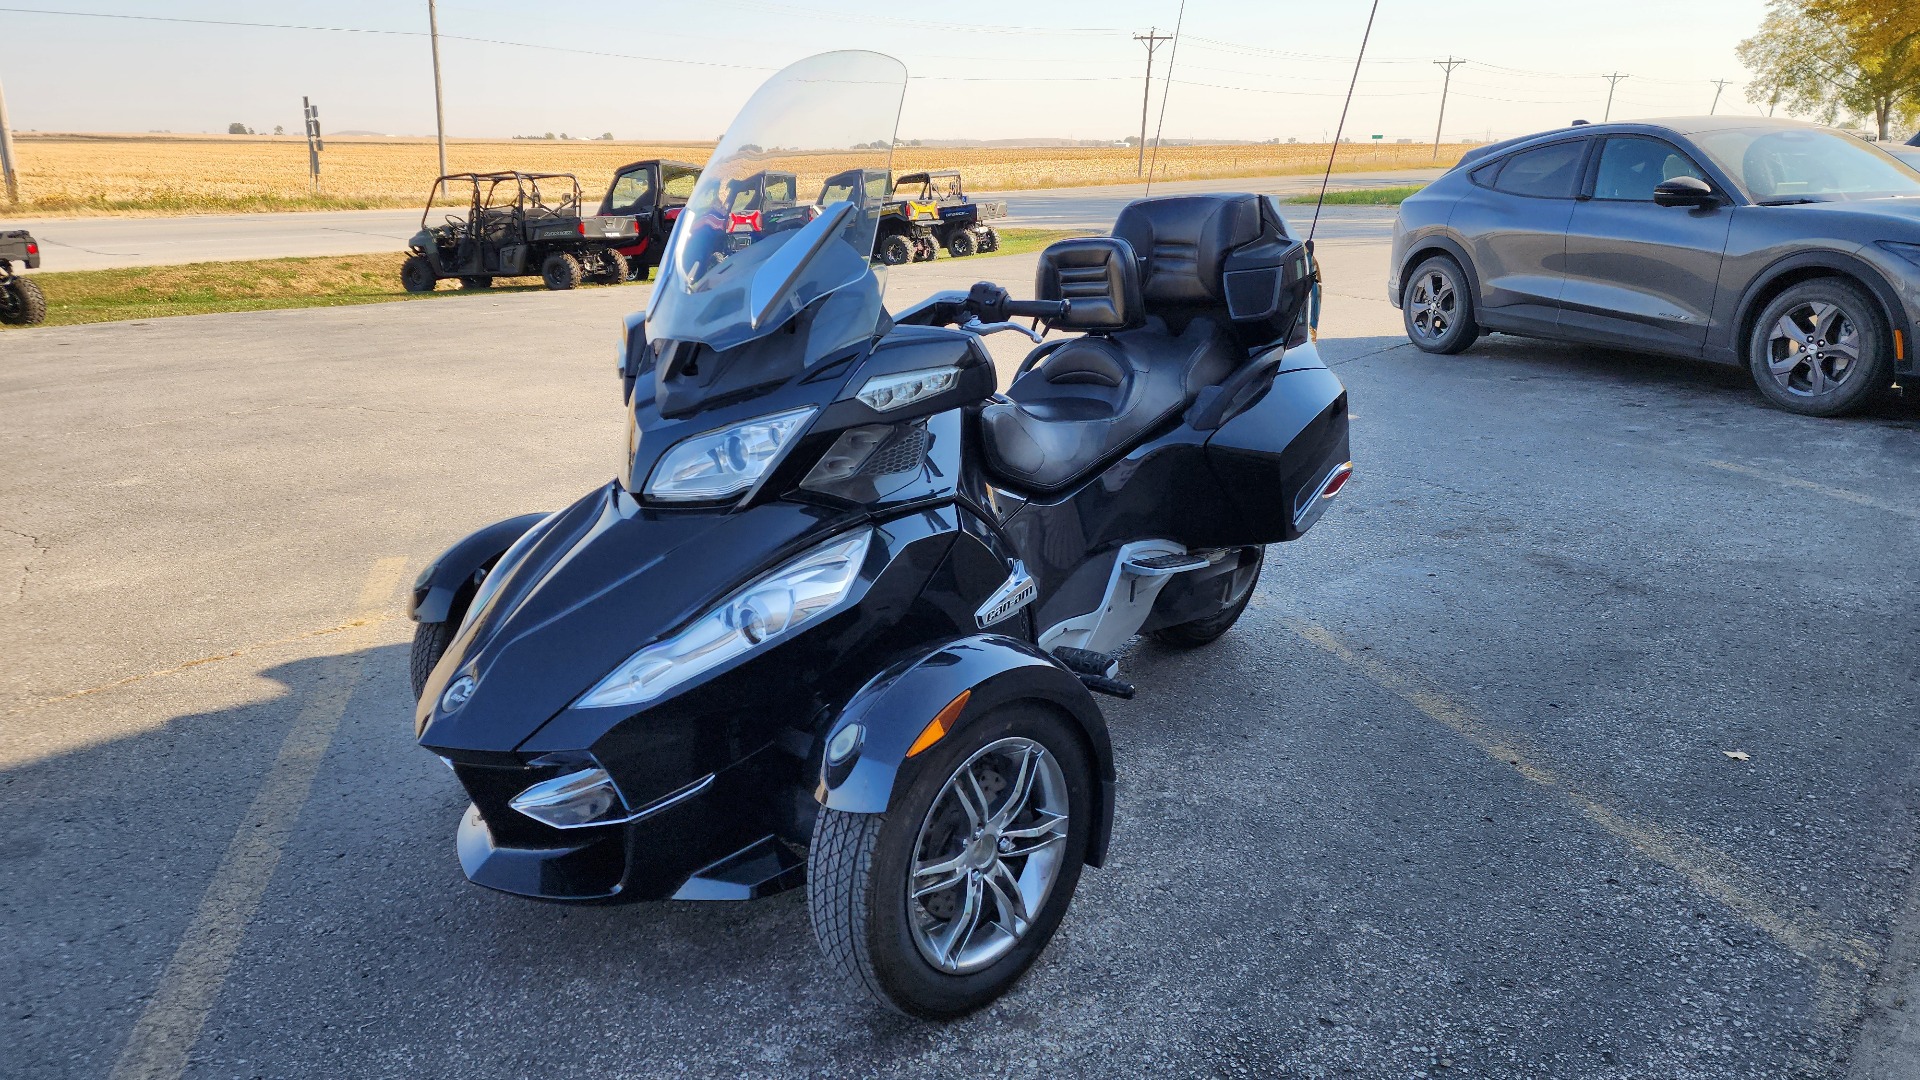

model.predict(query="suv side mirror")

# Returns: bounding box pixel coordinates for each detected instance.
[1653,175,1716,208]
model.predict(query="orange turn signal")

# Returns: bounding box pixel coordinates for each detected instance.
[906,690,971,758]
[1895,329,1906,362]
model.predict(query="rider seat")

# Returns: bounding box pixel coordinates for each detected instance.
[980,194,1268,492]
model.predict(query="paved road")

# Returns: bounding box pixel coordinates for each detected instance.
[4,243,1919,1078]
[6,169,1433,271]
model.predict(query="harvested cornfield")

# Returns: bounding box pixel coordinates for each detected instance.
[1,133,1473,217]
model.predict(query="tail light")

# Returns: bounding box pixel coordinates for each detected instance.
[1319,461,1354,500]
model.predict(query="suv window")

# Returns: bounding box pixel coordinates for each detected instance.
[1593,136,1705,201]
[1493,140,1586,199]
[605,171,653,214]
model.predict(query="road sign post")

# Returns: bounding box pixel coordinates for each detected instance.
[303,97,324,195]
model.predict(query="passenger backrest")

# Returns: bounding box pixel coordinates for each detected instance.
[1033,236,1144,333]
[1112,194,1264,332]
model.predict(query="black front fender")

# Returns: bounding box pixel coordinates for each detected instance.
[815,634,1118,868]
[409,512,551,624]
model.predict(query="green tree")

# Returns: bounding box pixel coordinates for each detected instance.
[1738,0,1920,139]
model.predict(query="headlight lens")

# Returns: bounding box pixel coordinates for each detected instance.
[1880,241,1920,273]
[857,366,959,412]
[644,406,814,501]
[576,529,873,709]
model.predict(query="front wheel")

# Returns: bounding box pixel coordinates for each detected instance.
[1747,279,1892,417]
[946,229,976,258]
[1401,255,1478,354]
[400,255,438,294]
[808,704,1092,1019]
[410,620,456,702]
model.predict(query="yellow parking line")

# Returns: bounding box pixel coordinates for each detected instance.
[1285,618,1877,1038]
[109,557,407,1080]
[1700,459,1919,522]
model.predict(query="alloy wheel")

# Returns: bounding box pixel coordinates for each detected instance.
[1766,300,1861,399]
[1408,269,1457,341]
[907,737,1070,975]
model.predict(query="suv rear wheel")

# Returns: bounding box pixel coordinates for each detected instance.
[1747,279,1892,417]
[1402,254,1479,355]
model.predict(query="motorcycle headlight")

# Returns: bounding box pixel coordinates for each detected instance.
[644,406,815,502]
[575,529,873,709]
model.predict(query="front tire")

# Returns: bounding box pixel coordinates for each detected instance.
[400,255,438,294]
[808,704,1092,1019]
[1401,255,1478,354]
[1747,279,1892,417]
[0,277,47,326]
[410,620,456,702]
[946,229,977,258]
[541,252,583,291]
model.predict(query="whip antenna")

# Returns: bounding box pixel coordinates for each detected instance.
[1143,0,1187,196]
[1307,0,1382,244]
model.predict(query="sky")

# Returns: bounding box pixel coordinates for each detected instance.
[0,1,1788,145]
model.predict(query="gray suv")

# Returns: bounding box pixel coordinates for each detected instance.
[1389,117,1920,416]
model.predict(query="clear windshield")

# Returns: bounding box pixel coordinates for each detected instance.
[648,51,906,354]
[1693,127,1920,203]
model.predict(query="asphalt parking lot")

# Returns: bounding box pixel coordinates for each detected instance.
[4,239,1919,1079]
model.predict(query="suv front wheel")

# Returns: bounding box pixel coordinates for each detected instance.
[1747,279,1893,417]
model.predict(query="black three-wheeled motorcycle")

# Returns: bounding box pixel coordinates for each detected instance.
[407,52,1352,1019]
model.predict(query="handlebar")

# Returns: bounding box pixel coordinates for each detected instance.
[961,282,1070,325]
[1005,299,1070,320]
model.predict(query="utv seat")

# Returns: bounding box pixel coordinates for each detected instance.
[980,194,1267,492]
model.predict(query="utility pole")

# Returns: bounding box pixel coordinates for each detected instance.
[1602,72,1628,123]
[1134,27,1173,177]
[1710,78,1732,115]
[0,69,18,205]
[428,0,448,197]
[1431,56,1466,160]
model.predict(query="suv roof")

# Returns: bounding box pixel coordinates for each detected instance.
[1453,115,1826,171]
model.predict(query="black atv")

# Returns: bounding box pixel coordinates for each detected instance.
[0,230,46,327]
[402,172,640,293]
[597,159,702,281]
[893,170,1005,258]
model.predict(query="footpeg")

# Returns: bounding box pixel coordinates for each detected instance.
[1054,646,1119,679]
[1077,673,1136,699]
[1122,551,1209,576]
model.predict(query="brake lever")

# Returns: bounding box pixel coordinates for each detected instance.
[960,316,1045,344]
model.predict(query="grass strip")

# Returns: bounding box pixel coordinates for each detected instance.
[1284,185,1426,206]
